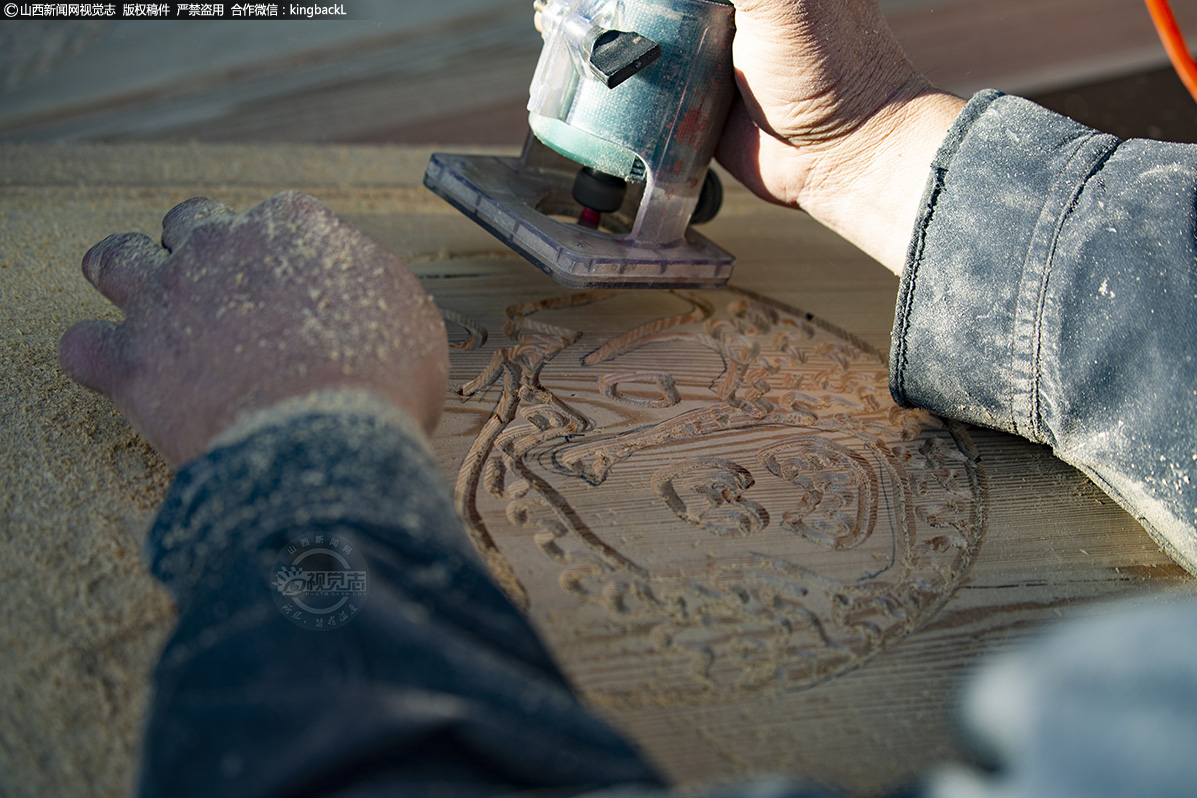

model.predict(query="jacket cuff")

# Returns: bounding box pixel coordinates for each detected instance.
[145,390,455,612]
[889,90,1120,441]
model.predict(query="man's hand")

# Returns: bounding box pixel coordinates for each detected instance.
[717,0,967,272]
[58,191,449,467]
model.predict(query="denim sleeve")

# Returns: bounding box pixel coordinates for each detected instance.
[891,90,1197,571]
[137,392,664,797]
[138,392,830,798]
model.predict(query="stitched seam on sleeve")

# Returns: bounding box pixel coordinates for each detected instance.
[1024,135,1120,443]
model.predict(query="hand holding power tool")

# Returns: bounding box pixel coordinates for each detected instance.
[426,0,966,286]
[426,0,738,289]
[715,0,965,273]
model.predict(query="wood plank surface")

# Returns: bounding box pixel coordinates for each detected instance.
[886,0,1197,97]
[4,0,1197,144]
[2,142,1192,797]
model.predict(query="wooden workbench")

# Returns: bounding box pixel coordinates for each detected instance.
[1,142,1190,798]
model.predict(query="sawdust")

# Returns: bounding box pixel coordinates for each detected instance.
[1,182,177,798]
[0,142,460,798]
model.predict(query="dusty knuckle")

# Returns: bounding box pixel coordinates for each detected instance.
[261,189,329,222]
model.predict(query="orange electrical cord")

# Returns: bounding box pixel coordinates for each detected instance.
[1146,0,1197,102]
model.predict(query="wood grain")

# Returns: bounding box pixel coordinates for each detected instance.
[4,1,1196,144]
[2,142,1193,797]
[886,0,1197,96]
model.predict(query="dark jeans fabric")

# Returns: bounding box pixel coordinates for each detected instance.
[139,406,668,797]
[892,89,1197,570]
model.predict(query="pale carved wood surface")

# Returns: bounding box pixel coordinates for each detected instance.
[2,143,1193,797]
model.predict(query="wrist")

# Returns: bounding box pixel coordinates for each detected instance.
[205,389,434,461]
[794,80,967,274]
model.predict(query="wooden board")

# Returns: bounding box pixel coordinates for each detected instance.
[4,0,1197,144]
[1,142,1192,797]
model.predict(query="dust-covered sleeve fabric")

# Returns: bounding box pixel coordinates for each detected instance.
[137,392,665,797]
[890,89,1197,571]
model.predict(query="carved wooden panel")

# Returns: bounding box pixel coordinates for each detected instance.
[6,145,1185,798]
[438,285,984,708]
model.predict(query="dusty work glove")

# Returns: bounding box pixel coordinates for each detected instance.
[717,0,966,272]
[58,190,448,467]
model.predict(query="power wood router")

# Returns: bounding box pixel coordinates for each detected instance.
[423,0,736,289]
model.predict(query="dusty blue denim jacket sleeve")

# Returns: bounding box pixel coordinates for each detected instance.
[892,89,1197,571]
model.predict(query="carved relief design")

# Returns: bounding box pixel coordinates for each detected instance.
[599,371,681,408]
[447,288,984,704]
[653,458,767,538]
[442,308,488,351]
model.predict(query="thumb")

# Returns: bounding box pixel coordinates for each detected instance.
[59,320,124,396]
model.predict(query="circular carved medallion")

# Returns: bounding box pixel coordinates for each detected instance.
[447,288,984,704]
